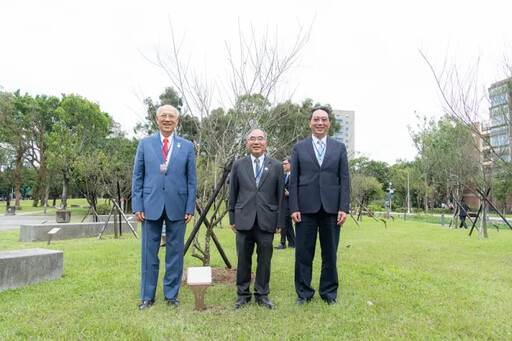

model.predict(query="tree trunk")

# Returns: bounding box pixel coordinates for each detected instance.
[61,172,68,209]
[204,226,212,266]
[44,181,50,214]
[482,202,488,238]
[424,192,428,212]
[14,152,22,208]
[32,157,47,207]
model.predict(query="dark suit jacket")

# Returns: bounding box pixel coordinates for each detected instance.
[459,202,469,217]
[283,173,292,215]
[229,155,285,232]
[289,136,350,215]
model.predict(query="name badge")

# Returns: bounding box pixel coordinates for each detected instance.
[160,164,167,174]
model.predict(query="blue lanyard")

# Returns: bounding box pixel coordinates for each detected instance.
[313,139,325,158]
[160,133,174,161]
[254,155,265,180]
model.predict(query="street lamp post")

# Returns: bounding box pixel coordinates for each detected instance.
[407,172,410,214]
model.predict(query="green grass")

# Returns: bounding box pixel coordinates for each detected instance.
[1,219,512,340]
[0,198,117,219]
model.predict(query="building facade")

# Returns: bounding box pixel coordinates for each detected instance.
[333,109,355,159]
[488,78,512,162]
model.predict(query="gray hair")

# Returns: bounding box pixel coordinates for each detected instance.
[156,104,180,117]
[245,127,267,141]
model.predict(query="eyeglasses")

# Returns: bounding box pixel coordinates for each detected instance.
[248,136,265,142]
[157,114,177,119]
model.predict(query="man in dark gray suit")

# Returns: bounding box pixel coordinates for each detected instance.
[229,128,285,309]
[275,156,296,249]
[289,106,350,306]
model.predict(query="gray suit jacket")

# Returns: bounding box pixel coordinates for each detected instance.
[229,155,285,232]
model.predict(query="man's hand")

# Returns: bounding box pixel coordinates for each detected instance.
[231,224,237,233]
[284,189,289,197]
[185,214,193,224]
[276,228,282,234]
[135,211,145,222]
[291,211,301,223]
[337,211,347,226]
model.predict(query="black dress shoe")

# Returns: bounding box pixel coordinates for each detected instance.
[139,299,155,310]
[274,244,286,249]
[324,298,336,305]
[296,297,312,306]
[256,297,275,309]
[165,298,180,307]
[234,298,251,309]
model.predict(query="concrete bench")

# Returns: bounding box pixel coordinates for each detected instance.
[19,222,138,242]
[0,248,63,292]
[86,214,136,222]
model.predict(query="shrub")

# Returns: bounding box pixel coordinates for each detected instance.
[96,203,112,215]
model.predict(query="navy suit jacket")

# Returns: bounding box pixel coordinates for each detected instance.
[132,132,197,221]
[228,155,285,232]
[289,136,350,215]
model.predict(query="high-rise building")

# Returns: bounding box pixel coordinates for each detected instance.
[488,78,512,162]
[333,110,355,158]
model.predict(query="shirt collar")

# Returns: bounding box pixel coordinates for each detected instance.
[312,135,327,145]
[160,132,174,144]
[250,154,265,163]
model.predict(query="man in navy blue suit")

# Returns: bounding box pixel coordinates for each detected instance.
[132,104,197,310]
[289,106,350,306]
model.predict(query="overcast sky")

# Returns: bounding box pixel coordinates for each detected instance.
[1,0,511,164]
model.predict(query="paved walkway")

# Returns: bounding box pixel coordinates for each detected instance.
[0,209,56,232]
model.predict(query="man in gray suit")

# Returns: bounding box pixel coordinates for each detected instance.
[289,106,350,306]
[229,128,285,309]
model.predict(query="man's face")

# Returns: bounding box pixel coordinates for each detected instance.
[245,129,267,157]
[155,107,179,136]
[283,159,290,173]
[309,109,331,138]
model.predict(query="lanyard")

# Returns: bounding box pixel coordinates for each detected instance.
[160,133,174,162]
[313,139,325,158]
[254,155,265,180]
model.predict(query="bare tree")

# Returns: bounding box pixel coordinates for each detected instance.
[420,49,512,239]
[145,19,312,265]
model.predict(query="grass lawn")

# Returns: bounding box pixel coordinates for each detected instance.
[0,198,119,220]
[1,219,512,340]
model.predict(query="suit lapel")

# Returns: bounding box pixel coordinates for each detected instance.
[152,133,165,164]
[306,137,321,169]
[244,156,257,188]
[257,156,271,188]
[322,137,336,168]
[166,134,182,171]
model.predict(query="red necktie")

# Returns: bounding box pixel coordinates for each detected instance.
[163,138,169,162]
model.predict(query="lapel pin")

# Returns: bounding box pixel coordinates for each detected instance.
[177,143,181,148]
[264,167,268,171]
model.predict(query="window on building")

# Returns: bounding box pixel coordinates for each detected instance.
[491,133,509,147]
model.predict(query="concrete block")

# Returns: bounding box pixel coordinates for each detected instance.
[55,210,71,223]
[0,248,63,292]
[87,214,136,222]
[6,206,16,215]
[19,222,138,242]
